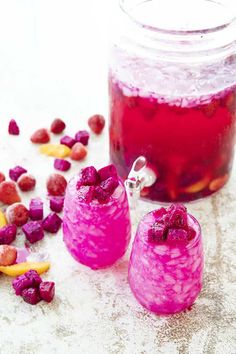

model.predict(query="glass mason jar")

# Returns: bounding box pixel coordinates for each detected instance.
[109,0,236,202]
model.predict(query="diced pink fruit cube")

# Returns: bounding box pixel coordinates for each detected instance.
[167,228,188,242]
[94,186,110,204]
[98,164,118,181]
[49,196,64,213]
[60,135,76,148]
[29,198,44,220]
[100,177,119,194]
[148,222,167,242]
[54,158,71,172]
[8,119,20,135]
[164,204,188,229]
[12,275,32,295]
[42,213,62,233]
[77,186,95,203]
[75,130,90,146]
[79,166,99,186]
[39,281,55,302]
[22,221,44,243]
[25,269,42,287]
[21,287,42,305]
[0,224,17,245]
[9,166,27,182]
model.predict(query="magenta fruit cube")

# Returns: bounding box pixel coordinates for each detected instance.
[0,224,17,245]
[54,159,71,172]
[25,269,42,287]
[22,221,44,243]
[29,198,44,220]
[75,130,90,146]
[60,135,76,148]
[42,213,62,233]
[100,176,119,194]
[8,119,20,135]
[167,228,188,242]
[12,274,32,295]
[21,287,42,305]
[9,165,27,182]
[164,204,188,229]
[49,196,64,213]
[77,186,95,203]
[148,222,167,243]
[39,281,55,303]
[98,164,118,181]
[79,166,99,186]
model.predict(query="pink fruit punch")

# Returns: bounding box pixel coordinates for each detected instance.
[128,204,204,315]
[63,165,131,269]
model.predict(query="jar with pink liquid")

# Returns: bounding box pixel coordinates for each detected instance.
[109,0,236,202]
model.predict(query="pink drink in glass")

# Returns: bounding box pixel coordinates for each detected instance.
[109,77,236,202]
[128,205,204,315]
[63,166,131,269]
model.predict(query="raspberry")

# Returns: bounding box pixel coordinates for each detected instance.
[21,287,42,305]
[12,275,32,295]
[8,119,20,135]
[46,173,67,196]
[0,181,21,205]
[60,135,76,148]
[88,114,105,134]
[49,196,64,213]
[54,159,71,172]
[100,177,119,194]
[164,204,188,229]
[167,228,188,242]
[0,224,17,245]
[17,174,36,192]
[29,198,43,220]
[9,165,27,182]
[31,128,50,144]
[77,186,95,203]
[79,166,99,186]
[42,213,62,233]
[148,222,167,243]
[75,130,90,146]
[50,118,66,134]
[0,245,17,266]
[70,142,87,161]
[39,281,55,302]
[98,164,118,181]
[25,269,42,287]
[94,186,110,204]
[0,172,6,184]
[6,203,29,226]
[22,221,44,243]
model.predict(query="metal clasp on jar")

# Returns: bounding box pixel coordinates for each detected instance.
[125,156,156,209]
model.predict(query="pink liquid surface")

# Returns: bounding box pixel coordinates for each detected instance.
[63,174,131,269]
[128,211,204,315]
[109,77,236,202]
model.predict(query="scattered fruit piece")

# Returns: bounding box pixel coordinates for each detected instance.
[49,196,64,213]
[54,158,71,172]
[24,269,42,286]
[0,210,7,227]
[0,172,6,183]
[42,213,62,233]
[164,204,188,229]
[60,135,76,148]
[9,165,27,182]
[70,142,87,161]
[0,225,17,245]
[209,174,229,192]
[31,128,50,144]
[6,203,29,226]
[0,181,21,205]
[75,130,90,146]
[12,274,33,295]
[79,166,99,186]
[22,221,44,243]
[8,119,20,135]
[50,118,66,134]
[98,164,118,181]
[46,173,67,196]
[17,174,36,192]
[0,245,17,266]
[29,198,44,220]
[0,261,50,276]
[167,228,189,242]
[39,144,71,158]
[22,287,41,305]
[39,281,55,302]
[88,114,105,134]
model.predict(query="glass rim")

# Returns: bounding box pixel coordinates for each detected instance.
[119,0,236,36]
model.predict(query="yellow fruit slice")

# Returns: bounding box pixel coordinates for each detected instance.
[182,176,210,194]
[0,210,7,227]
[0,262,50,277]
[39,144,71,158]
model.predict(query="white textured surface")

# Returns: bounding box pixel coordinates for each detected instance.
[0,1,236,353]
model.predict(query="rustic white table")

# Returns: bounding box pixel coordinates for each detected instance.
[0,1,236,353]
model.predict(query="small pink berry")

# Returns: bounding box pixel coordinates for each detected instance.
[46,173,67,196]
[50,118,66,134]
[8,119,20,135]
[88,114,105,134]
[6,203,29,226]
[18,174,36,192]
[31,128,50,144]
